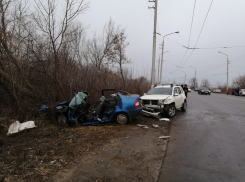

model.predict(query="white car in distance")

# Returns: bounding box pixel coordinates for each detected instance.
[140,85,187,118]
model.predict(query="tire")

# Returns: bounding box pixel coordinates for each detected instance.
[57,114,68,126]
[167,105,176,118]
[181,100,187,112]
[115,113,128,125]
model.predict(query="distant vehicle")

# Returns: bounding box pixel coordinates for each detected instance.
[194,88,198,91]
[188,88,191,92]
[140,85,187,118]
[213,89,221,93]
[198,87,211,95]
[239,89,245,96]
[232,89,240,96]
[215,89,221,93]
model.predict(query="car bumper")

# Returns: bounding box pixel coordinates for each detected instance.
[141,105,166,118]
[201,92,210,94]
[141,109,160,118]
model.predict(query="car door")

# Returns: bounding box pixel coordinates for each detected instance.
[173,87,182,108]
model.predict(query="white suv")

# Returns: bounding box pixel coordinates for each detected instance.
[140,85,187,118]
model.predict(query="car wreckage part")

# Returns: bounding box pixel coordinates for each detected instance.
[115,113,128,125]
[141,110,160,118]
[57,115,67,125]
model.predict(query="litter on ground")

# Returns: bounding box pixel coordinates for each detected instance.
[159,118,170,121]
[7,121,36,135]
[50,160,56,164]
[152,124,159,128]
[137,124,147,127]
[159,136,170,139]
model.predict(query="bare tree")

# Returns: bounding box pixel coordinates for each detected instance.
[32,0,89,78]
[110,31,131,87]
[201,79,210,87]
[189,77,198,89]
[232,74,245,88]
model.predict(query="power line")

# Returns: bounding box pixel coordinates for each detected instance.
[181,0,214,67]
[165,37,245,50]
[178,0,197,67]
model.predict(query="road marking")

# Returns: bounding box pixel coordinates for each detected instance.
[220,96,245,102]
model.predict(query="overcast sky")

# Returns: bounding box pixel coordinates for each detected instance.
[80,0,245,87]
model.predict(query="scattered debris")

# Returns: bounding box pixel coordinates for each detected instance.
[159,136,170,139]
[137,124,147,127]
[152,124,159,128]
[137,124,148,129]
[64,134,83,140]
[159,118,170,121]
[7,121,36,135]
[50,160,56,164]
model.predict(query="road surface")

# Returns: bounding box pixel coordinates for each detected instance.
[158,92,245,182]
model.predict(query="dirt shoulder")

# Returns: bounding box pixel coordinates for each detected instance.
[0,115,171,182]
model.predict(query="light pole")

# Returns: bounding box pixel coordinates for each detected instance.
[182,71,186,84]
[150,0,158,88]
[159,31,179,84]
[190,66,196,89]
[218,51,230,94]
[169,72,175,84]
[157,51,169,84]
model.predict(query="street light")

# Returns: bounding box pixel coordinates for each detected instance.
[190,66,196,89]
[157,51,169,84]
[169,72,175,84]
[159,31,179,84]
[181,71,186,84]
[218,51,230,94]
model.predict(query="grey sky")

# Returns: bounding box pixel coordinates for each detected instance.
[80,0,245,87]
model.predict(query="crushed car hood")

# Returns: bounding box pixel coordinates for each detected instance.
[140,95,170,100]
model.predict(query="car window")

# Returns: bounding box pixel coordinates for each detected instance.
[174,87,180,94]
[179,87,183,94]
[147,87,172,95]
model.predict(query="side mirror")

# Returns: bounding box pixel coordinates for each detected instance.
[174,93,179,96]
[143,93,146,96]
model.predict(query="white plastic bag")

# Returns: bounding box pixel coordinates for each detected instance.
[7,121,36,135]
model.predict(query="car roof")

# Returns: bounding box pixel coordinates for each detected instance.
[154,85,181,88]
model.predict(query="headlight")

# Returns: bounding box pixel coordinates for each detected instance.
[138,99,142,106]
[158,99,165,105]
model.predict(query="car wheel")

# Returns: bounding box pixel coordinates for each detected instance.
[181,100,187,112]
[115,113,128,125]
[57,114,67,126]
[167,105,176,118]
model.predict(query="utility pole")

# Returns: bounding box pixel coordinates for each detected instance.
[157,55,161,84]
[182,71,186,84]
[195,69,196,89]
[149,0,158,88]
[190,66,196,89]
[218,51,230,94]
[159,31,179,84]
[227,56,229,94]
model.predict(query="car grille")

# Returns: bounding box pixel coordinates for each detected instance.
[143,100,158,105]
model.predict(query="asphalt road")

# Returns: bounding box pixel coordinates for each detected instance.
[158,92,245,182]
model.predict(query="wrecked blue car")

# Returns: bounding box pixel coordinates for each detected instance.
[40,89,141,125]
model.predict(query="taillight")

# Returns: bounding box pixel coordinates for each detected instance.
[135,100,140,108]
